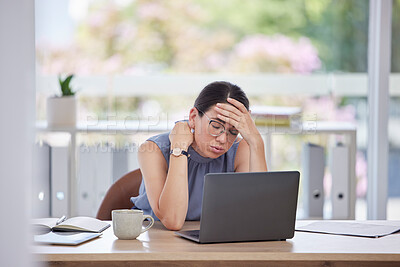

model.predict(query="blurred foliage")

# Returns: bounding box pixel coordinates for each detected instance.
[37,0,400,74]
[392,0,400,72]
[38,0,383,75]
[303,0,369,72]
[197,0,369,72]
[35,0,377,120]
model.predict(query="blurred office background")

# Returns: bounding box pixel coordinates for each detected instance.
[33,0,400,220]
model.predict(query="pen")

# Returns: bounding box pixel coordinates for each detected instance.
[56,215,66,225]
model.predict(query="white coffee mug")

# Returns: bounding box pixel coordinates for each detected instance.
[112,209,154,240]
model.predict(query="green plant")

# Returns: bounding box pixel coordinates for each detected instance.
[58,74,76,96]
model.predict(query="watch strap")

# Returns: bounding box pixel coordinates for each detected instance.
[180,150,189,157]
[170,147,190,157]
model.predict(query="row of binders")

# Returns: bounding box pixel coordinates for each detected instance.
[33,141,351,220]
[33,144,69,219]
[302,143,351,219]
[32,143,140,219]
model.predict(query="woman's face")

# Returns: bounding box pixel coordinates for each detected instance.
[189,105,237,158]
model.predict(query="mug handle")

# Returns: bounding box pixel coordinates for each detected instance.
[141,215,154,233]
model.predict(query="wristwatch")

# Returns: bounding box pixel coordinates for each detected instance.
[170,147,190,158]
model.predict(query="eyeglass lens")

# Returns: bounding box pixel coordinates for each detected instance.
[208,121,241,143]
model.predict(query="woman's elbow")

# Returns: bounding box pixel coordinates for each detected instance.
[160,216,185,231]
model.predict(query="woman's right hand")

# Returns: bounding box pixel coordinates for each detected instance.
[169,121,193,150]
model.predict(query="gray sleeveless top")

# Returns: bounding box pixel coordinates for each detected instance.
[130,132,239,221]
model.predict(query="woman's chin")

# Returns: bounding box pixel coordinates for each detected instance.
[207,154,220,159]
[207,149,226,158]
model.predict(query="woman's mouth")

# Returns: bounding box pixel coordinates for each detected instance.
[210,145,224,153]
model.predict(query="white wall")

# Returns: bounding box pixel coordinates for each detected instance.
[0,0,35,266]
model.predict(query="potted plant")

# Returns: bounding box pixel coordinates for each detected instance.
[46,74,78,127]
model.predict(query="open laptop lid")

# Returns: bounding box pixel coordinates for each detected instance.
[198,171,300,243]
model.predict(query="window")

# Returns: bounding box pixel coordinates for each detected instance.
[36,0,400,219]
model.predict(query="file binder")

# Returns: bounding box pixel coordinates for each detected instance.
[113,149,128,183]
[302,143,325,219]
[78,145,113,216]
[113,144,140,183]
[32,143,51,218]
[330,145,350,219]
[51,146,69,218]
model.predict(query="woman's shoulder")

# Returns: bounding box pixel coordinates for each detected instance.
[147,132,170,148]
[144,132,171,161]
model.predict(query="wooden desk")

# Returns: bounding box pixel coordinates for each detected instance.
[33,220,400,267]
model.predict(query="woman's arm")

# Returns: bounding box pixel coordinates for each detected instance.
[215,98,268,172]
[234,137,267,172]
[138,122,193,231]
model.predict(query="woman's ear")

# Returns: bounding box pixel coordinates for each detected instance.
[188,107,198,129]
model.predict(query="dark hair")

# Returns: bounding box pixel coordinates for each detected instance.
[194,81,249,116]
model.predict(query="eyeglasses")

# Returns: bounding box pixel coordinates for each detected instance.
[198,110,242,144]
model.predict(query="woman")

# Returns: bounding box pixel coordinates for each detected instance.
[131,81,267,230]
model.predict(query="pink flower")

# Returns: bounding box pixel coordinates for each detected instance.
[137,2,168,20]
[303,96,356,122]
[232,34,321,73]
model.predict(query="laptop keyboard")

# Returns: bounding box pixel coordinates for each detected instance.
[186,230,200,238]
[191,232,199,238]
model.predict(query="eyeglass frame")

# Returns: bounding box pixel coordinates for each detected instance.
[197,109,242,143]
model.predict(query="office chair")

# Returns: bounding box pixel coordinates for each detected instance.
[96,168,142,220]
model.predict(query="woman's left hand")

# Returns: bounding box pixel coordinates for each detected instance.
[215,98,262,147]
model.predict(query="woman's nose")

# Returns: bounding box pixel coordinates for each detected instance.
[215,131,228,143]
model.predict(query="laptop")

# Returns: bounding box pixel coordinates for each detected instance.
[175,171,300,244]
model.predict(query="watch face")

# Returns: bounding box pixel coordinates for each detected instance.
[172,147,181,156]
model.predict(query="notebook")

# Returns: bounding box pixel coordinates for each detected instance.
[34,231,102,246]
[175,171,300,243]
[31,216,110,234]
